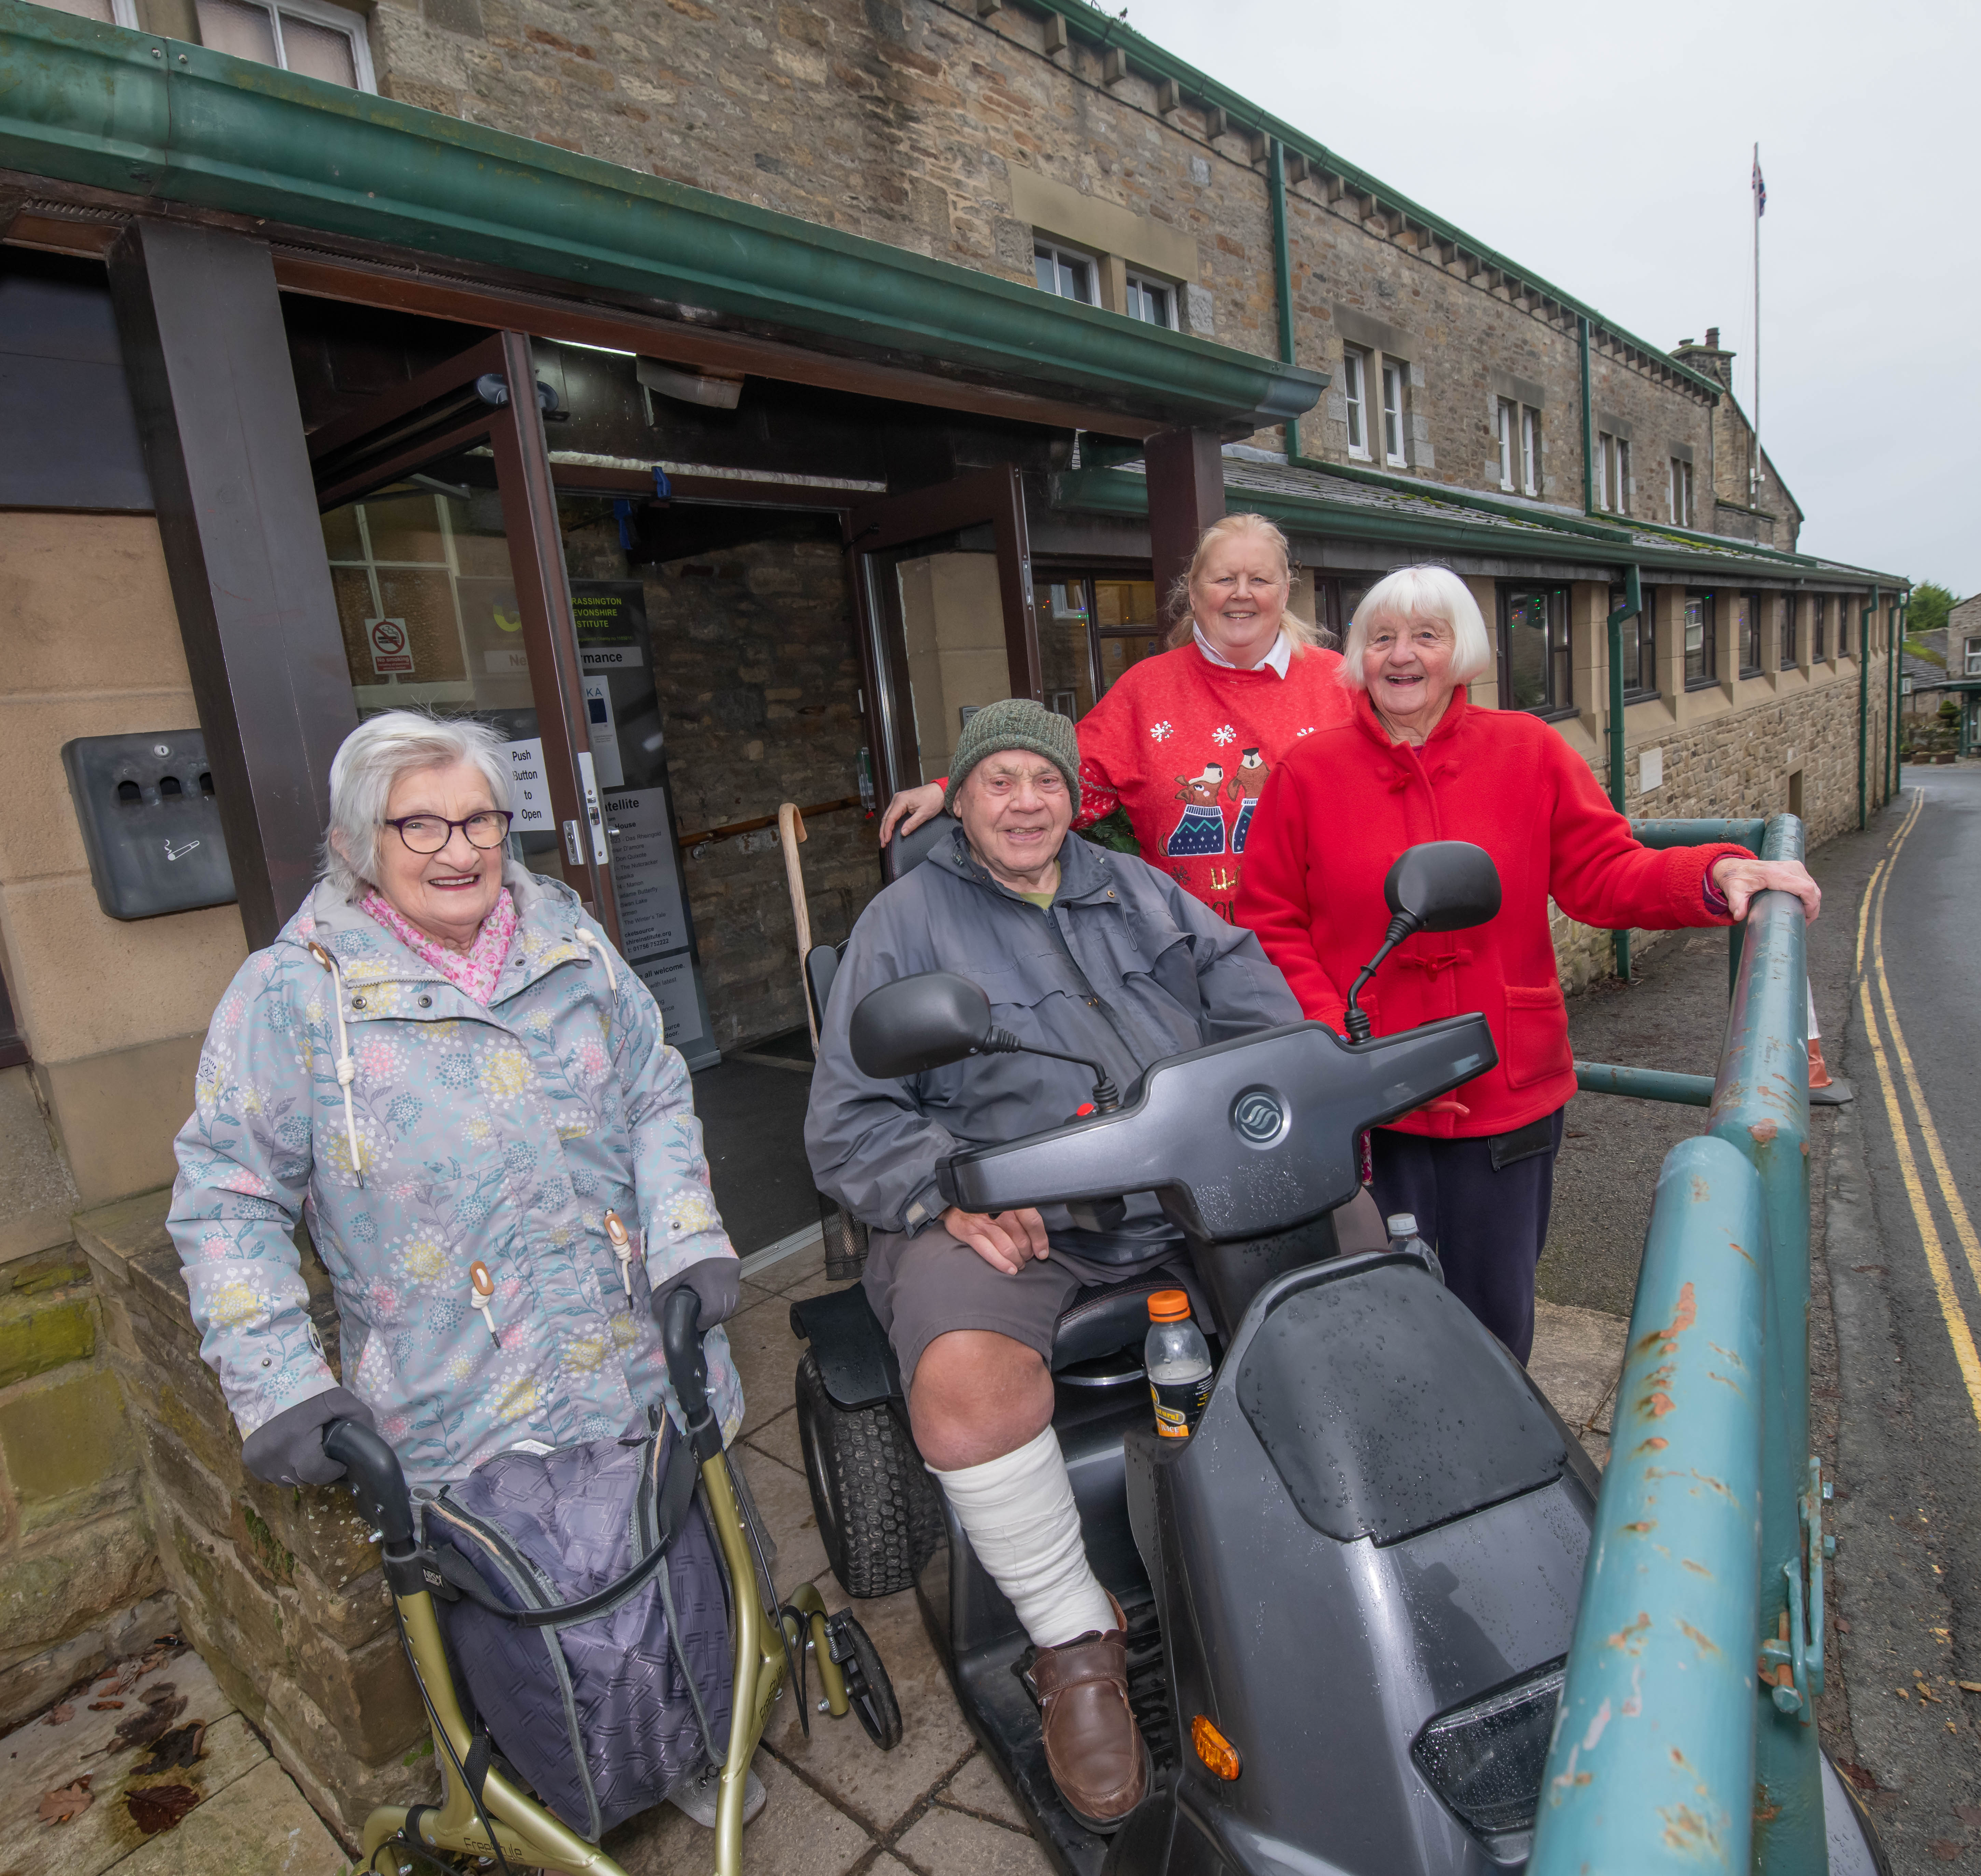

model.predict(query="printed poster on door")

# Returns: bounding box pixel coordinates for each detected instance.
[367,616,415,676]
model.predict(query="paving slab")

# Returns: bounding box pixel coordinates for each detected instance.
[934,1754,1029,1833]
[891,1799,1052,1875]
[726,1292,812,1439]
[731,1444,828,1599]
[743,1404,805,1475]
[110,1758,347,1876]
[605,1748,872,1876]
[1528,1299,1629,1468]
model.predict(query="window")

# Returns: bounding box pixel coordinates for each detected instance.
[1038,572,1164,704]
[1596,433,1630,514]
[37,0,141,24]
[1341,348,1369,458]
[1738,591,1762,676]
[194,0,374,85]
[1684,589,1716,687]
[1612,585,1657,698]
[1669,456,1694,528]
[1034,241,1098,306]
[1495,399,1516,491]
[1838,597,1852,659]
[1521,407,1540,496]
[1381,358,1408,466]
[1782,596,1798,668]
[1811,594,1827,661]
[1499,586,1572,715]
[1124,272,1176,328]
[1967,635,1981,678]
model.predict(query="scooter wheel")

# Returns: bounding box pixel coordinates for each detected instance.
[795,1351,943,1598]
[826,1610,903,1752]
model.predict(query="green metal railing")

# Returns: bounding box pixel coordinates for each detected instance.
[1532,812,1825,1873]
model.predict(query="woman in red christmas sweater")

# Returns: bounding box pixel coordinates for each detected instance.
[1237,565,1822,1362]
[878,513,1352,924]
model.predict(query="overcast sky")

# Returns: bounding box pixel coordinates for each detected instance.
[1126,0,1978,602]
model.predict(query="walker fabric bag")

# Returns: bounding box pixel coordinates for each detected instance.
[422,1417,732,1841]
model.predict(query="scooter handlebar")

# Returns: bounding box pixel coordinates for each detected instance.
[323,1418,415,1550]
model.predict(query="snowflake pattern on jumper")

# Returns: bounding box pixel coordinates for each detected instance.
[1212,724,1236,746]
[1150,721,1173,741]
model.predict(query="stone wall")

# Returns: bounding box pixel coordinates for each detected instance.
[0,1233,162,1728]
[560,520,882,1053]
[74,1191,426,1845]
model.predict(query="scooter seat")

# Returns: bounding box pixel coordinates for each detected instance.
[1050,1271,1206,1372]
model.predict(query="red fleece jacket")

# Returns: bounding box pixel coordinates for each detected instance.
[1236,689,1750,1138]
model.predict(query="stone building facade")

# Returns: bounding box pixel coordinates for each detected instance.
[0,0,1907,1834]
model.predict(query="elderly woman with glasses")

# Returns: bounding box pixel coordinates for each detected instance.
[167,709,744,1497]
[1238,565,1821,1364]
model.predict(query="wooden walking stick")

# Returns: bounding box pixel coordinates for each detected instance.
[777,803,818,1053]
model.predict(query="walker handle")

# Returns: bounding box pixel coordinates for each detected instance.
[661,1285,721,1463]
[324,1418,415,1549]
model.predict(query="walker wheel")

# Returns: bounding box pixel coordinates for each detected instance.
[826,1610,902,1751]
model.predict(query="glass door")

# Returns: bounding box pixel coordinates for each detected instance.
[847,467,1041,804]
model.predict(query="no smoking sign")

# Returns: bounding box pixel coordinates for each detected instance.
[367,616,415,676]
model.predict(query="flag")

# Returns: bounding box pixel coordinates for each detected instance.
[1752,150,1766,217]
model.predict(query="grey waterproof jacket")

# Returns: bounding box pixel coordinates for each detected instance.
[805,825,1302,1262]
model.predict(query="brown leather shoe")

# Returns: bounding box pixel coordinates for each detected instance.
[1026,1593,1148,1833]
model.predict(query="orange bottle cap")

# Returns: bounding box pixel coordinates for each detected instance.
[1147,1289,1191,1322]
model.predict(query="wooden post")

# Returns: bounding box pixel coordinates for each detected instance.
[1144,427,1226,628]
[107,220,358,947]
[778,804,817,1053]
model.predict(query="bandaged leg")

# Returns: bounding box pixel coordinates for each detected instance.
[931,1425,1116,1647]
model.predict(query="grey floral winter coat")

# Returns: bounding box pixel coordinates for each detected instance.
[168,867,742,1491]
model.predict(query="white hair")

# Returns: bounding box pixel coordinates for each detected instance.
[1338,565,1494,690]
[321,711,512,897]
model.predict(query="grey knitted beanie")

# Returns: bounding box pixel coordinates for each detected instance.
[941,697,1082,817]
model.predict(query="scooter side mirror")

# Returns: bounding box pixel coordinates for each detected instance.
[1383,841,1502,934]
[850,972,993,1079]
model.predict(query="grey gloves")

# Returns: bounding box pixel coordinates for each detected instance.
[240,1386,375,1487]
[651,1257,741,1334]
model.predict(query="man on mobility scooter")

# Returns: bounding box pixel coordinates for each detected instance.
[804,698,1386,1833]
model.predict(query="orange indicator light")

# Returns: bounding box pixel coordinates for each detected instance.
[1191,1713,1241,1781]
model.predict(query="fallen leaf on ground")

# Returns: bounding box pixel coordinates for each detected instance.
[40,1705,73,1726]
[124,1784,200,1835]
[1928,1843,1962,1862]
[38,1779,92,1823]
[87,1701,124,1711]
[1959,1682,1981,1694]
[1837,1762,1880,1792]
[1898,1687,1911,1699]
[1838,1617,1852,1633]
[135,1722,206,1776]
[1957,1803,1981,1825]
[106,1692,186,1755]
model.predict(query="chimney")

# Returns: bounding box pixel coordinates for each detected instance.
[1705,326,1720,349]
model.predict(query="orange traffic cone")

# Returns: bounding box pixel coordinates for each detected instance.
[1807,984,1834,1090]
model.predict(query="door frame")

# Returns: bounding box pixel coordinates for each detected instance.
[844,465,1039,807]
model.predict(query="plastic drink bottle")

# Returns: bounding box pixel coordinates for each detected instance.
[1145,1289,1212,1440]
[1387,1211,1443,1285]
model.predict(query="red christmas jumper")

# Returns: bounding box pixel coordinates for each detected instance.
[1070,641,1356,923]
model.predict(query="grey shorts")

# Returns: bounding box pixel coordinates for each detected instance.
[862,1223,1175,1393]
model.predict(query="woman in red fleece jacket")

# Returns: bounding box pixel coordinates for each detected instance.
[1238,565,1820,1361]
[879,513,1354,925]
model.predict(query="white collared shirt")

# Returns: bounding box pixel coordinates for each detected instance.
[1193,625,1293,678]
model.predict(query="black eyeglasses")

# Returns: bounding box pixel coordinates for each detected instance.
[384,810,514,854]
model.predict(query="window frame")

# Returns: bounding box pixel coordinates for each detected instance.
[1684,588,1717,689]
[195,0,377,87]
[1036,567,1167,703]
[1838,596,1853,660]
[1670,455,1694,528]
[1520,406,1540,497]
[1341,347,1370,459]
[1811,593,1827,662]
[1738,589,1763,677]
[1611,584,1658,701]
[1781,594,1799,668]
[1381,357,1408,467]
[1033,239,1100,307]
[1496,584,1574,719]
[1967,635,1981,679]
[1123,270,1176,329]
[1495,398,1516,491]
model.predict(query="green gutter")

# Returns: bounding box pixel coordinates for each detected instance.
[1579,317,1596,516]
[1859,584,1878,829]
[0,4,1324,433]
[1606,568,1642,981]
[1051,465,1865,581]
[1010,0,1725,403]
[1268,138,1300,455]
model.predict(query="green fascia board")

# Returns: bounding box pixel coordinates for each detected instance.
[1053,466,1889,583]
[0,3,1324,432]
[1027,0,1723,402]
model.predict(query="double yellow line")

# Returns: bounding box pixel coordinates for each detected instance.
[1855,788,1981,1429]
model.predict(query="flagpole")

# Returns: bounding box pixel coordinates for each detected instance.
[1752,141,1760,503]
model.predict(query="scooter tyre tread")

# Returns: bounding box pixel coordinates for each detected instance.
[795,1351,944,1598]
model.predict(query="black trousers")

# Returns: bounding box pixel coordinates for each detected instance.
[1368,1108,1565,1365]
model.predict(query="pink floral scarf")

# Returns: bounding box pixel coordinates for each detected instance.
[361,887,518,1006]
